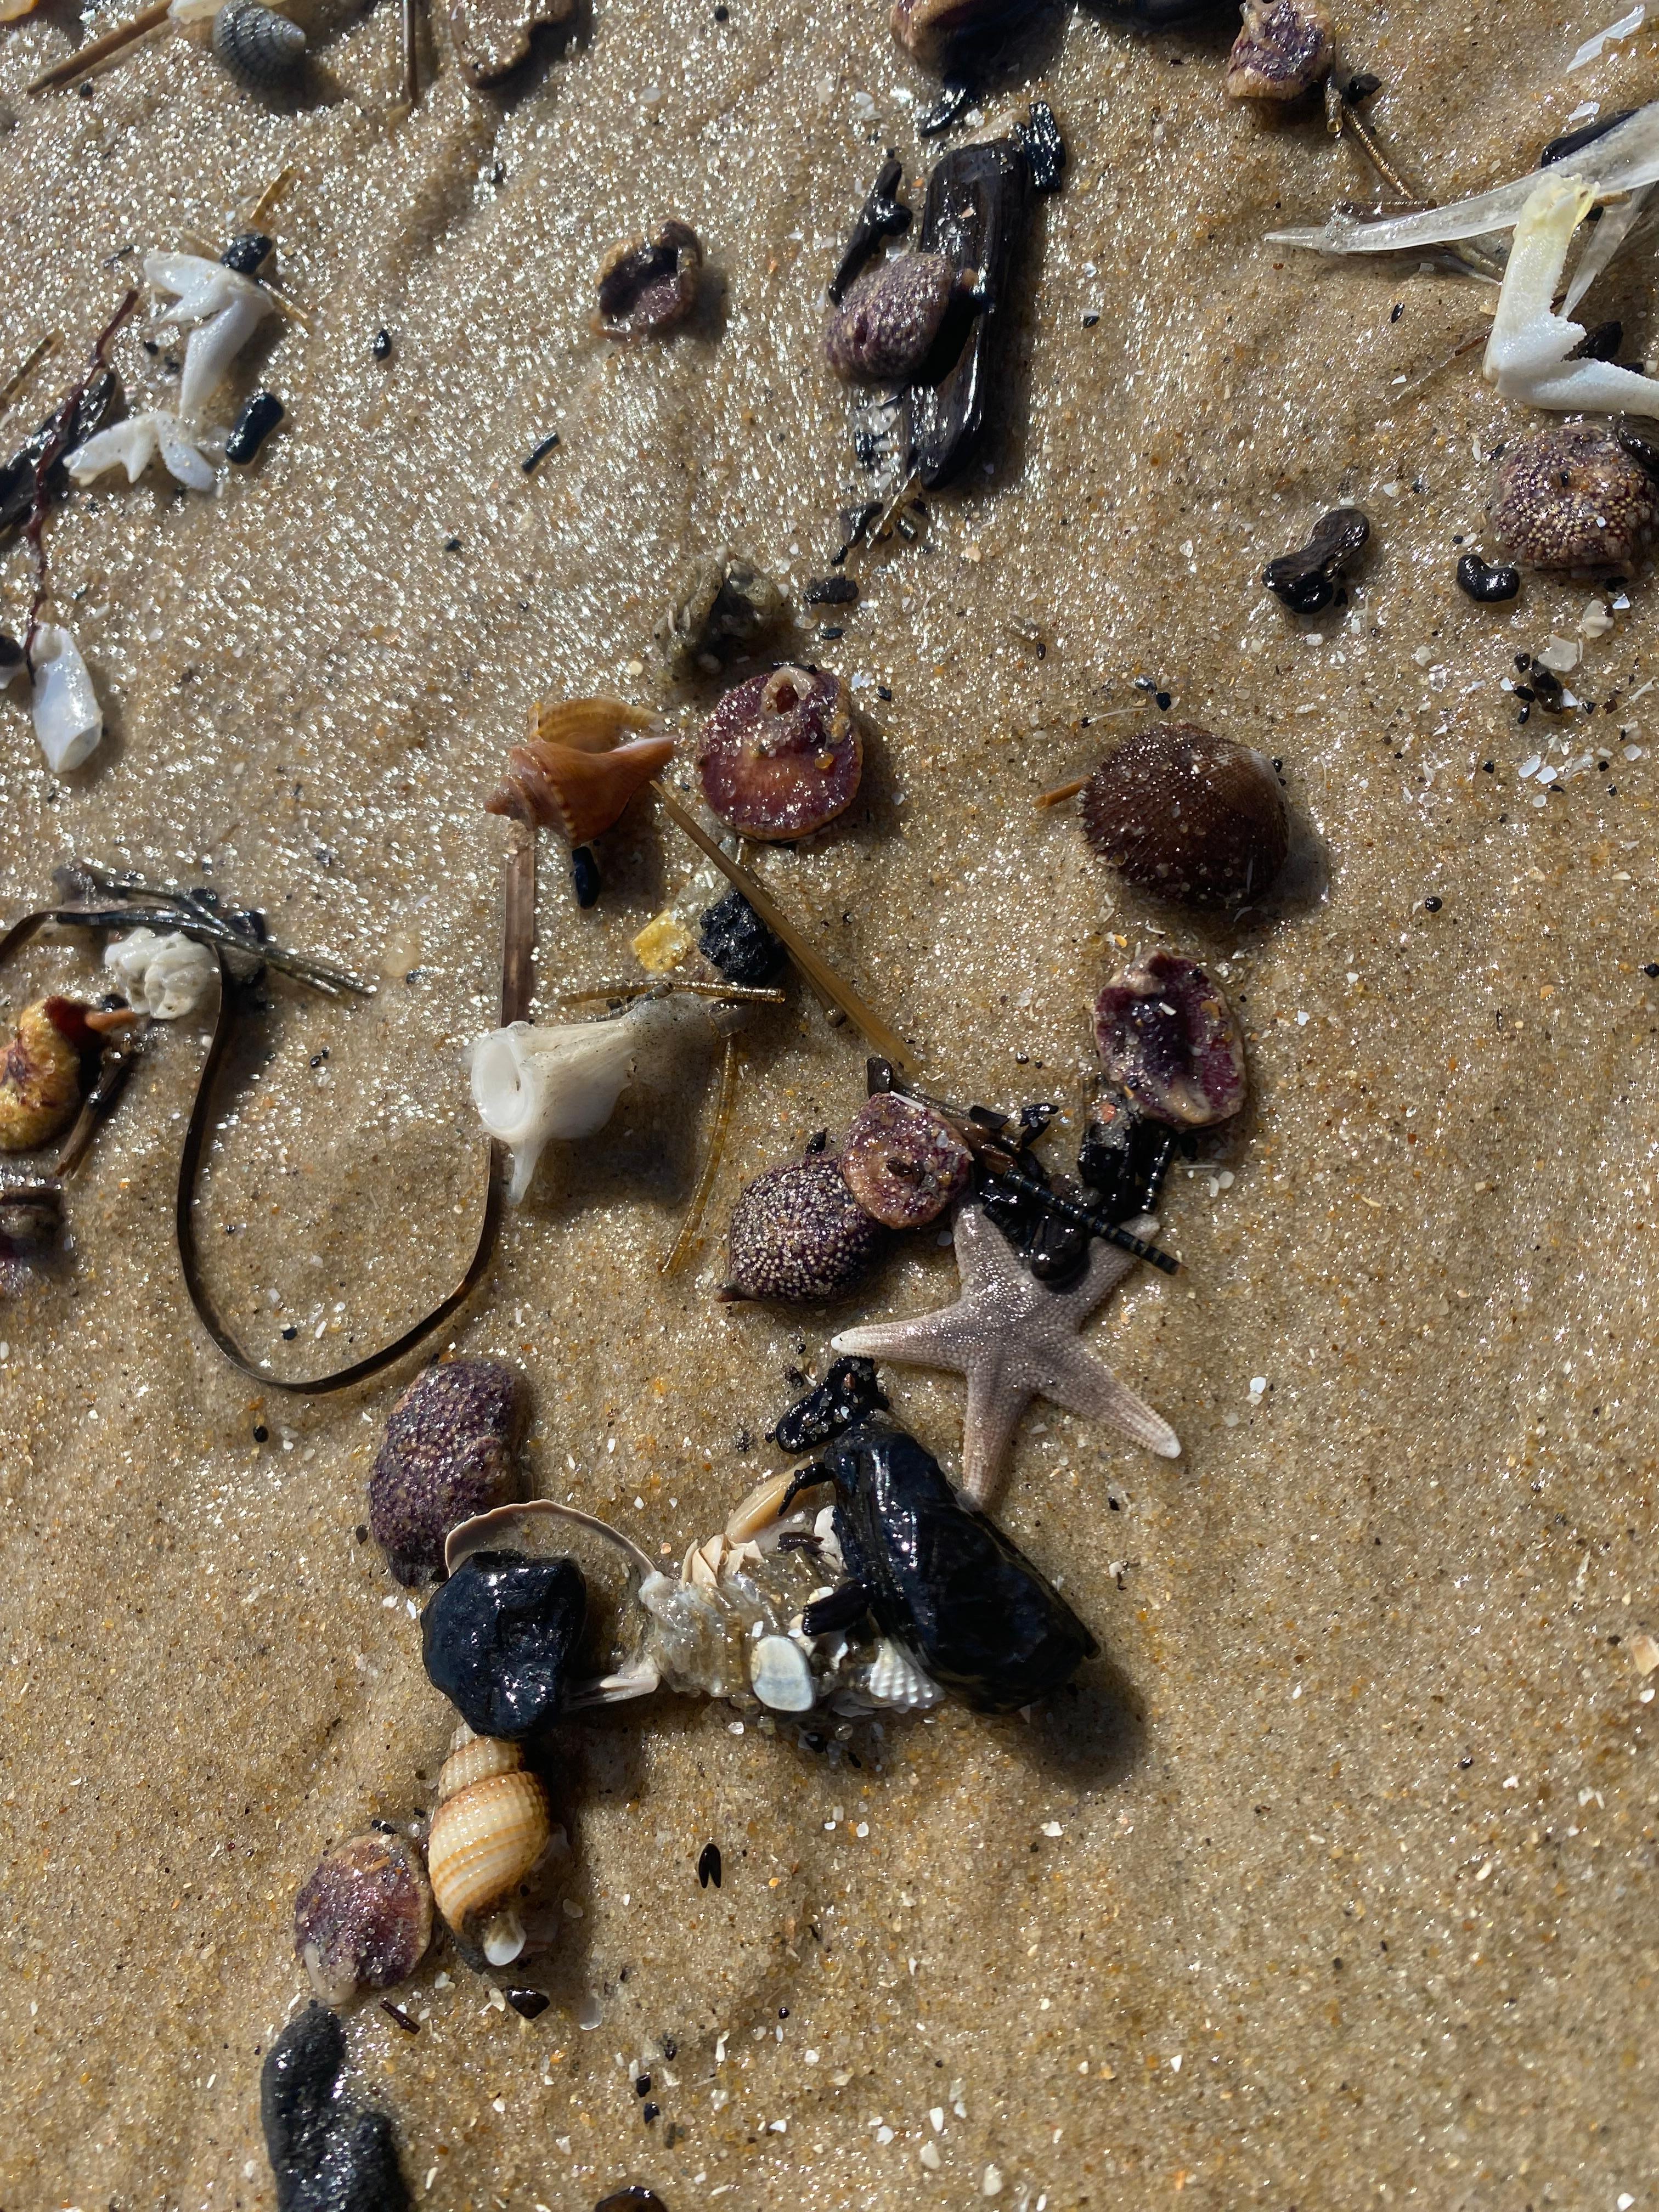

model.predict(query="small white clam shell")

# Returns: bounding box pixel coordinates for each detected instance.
[856,1637,944,1713]
[27,625,101,774]
[749,1632,816,1713]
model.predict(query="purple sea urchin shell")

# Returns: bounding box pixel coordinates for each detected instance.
[293,1831,433,2006]
[368,1358,526,1586]
[726,1156,883,1301]
[1093,950,1247,1128]
[840,1094,973,1227]
[826,256,956,383]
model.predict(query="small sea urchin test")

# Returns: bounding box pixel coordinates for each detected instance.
[1080,724,1289,907]
[368,1358,526,1585]
[696,665,862,840]
[1488,422,1659,573]
[825,255,958,382]
[725,1155,883,1301]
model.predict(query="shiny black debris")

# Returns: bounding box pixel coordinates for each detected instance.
[697,1839,722,1889]
[262,2001,409,2212]
[769,1355,888,1454]
[804,574,859,605]
[522,430,561,473]
[1541,109,1635,166]
[1013,100,1065,192]
[221,229,274,275]
[373,328,393,360]
[917,80,973,135]
[1455,552,1520,604]
[828,150,912,304]
[1263,506,1369,613]
[698,887,786,986]
[420,1549,587,1740]
[505,1988,551,2019]
[0,370,122,537]
[225,390,285,465]
[571,845,602,908]
[1077,1090,1180,1221]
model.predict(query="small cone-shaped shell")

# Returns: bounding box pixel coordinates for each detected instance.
[0,998,92,1153]
[428,1760,550,1934]
[486,731,675,842]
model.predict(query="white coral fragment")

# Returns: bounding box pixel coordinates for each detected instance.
[104,928,218,1020]
[1485,172,1659,415]
[67,409,218,493]
[26,625,102,772]
[467,997,676,1204]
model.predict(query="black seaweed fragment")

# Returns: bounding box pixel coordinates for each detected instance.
[828,151,912,305]
[0,371,122,538]
[769,1354,889,1454]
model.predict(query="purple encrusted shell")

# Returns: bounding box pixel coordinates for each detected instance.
[839,1094,974,1228]
[293,1831,433,2006]
[368,1357,526,1586]
[726,1156,884,1302]
[1093,949,1247,1128]
[825,256,956,383]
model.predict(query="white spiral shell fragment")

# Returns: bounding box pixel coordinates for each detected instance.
[846,1637,944,1714]
[25,626,101,774]
[104,929,217,1020]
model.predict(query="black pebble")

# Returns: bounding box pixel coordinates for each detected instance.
[697,1839,722,1889]
[641,2103,661,2125]
[916,81,971,136]
[373,329,393,360]
[1014,99,1065,192]
[253,1424,269,1443]
[221,230,273,275]
[421,1549,587,1740]
[635,2074,652,2096]
[571,845,601,908]
[769,1355,888,1454]
[506,1988,550,2018]
[698,888,786,986]
[595,2194,669,2212]
[282,1324,298,1339]
[1456,552,1520,604]
[261,2001,409,2212]
[225,391,285,466]
[804,575,858,605]
[1645,963,1659,978]
[1423,896,1442,912]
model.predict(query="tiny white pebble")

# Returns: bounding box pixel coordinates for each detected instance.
[1170,2054,1182,2072]
[930,2106,945,2131]
[855,1820,870,1837]
[982,2164,1003,2197]
[729,1720,745,1735]
[492,2097,506,2113]
[877,2125,895,2144]
[1041,1821,1062,1838]
[921,2142,943,2171]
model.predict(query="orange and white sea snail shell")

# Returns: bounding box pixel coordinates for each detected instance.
[426,1724,551,1966]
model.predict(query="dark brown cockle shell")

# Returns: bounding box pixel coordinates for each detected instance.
[596,222,703,340]
[368,1357,527,1585]
[1093,950,1247,1128]
[1263,505,1369,613]
[1225,0,1334,100]
[840,1093,974,1227]
[725,1156,883,1301]
[826,255,960,383]
[1489,422,1659,573]
[293,1831,433,2006]
[695,666,862,840]
[1080,724,1289,908]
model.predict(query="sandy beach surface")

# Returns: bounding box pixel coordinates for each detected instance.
[2,0,1658,2203]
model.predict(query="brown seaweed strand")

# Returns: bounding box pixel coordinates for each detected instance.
[26,0,170,92]
[0,332,60,424]
[500,828,537,1025]
[661,1031,741,1276]
[23,288,139,669]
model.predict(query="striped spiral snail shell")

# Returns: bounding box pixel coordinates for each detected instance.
[426,1725,551,1966]
[211,0,307,86]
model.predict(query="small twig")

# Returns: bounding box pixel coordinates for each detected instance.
[54,1018,152,1177]
[27,0,170,92]
[24,289,139,667]
[245,165,297,231]
[1327,76,1505,283]
[1034,775,1088,810]
[559,980,786,1007]
[661,1032,741,1276]
[0,334,60,424]
[402,0,419,107]
[500,830,537,1026]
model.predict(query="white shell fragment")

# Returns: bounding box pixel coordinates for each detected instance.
[67,410,218,494]
[104,928,217,1019]
[1567,2,1644,72]
[749,1633,816,1713]
[850,1637,945,1714]
[467,996,679,1204]
[1484,172,1659,415]
[26,625,102,773]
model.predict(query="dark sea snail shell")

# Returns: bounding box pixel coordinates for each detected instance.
[695,666,862,840]
[596,222,703,340]
[725,1156,884,1302]
[839,1093,973,1227]
[1093,949,1247,1128]
[1080,724,1289,907]
[1488,422,1659,573]
[211,1,307,88]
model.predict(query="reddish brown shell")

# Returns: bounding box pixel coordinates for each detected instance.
[0,997,93,1154]
[840,1093,973,1228]
[1489,424,1659,574]
[889,0,1015,65]
[1225,0,1334,99]
[695,667,862,841]
[1093,949,1247,1128]
[826,256,956,383]
[1080,725,1288,909]
[293,1831,433,2006]
[596,222,703,340]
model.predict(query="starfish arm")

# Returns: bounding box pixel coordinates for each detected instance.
[830,1316,972,1381]
[1040,1340,1181,1458]
[960,1351,1030,1505]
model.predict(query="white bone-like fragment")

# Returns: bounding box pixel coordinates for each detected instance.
[67,409,217,493]
[27,625,102,773]
[1485,171,1659,415]
[143,251,275,421]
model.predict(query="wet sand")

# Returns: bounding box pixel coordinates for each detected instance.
[2,0,1659,2204]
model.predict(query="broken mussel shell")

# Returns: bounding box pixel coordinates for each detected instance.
[1263,505,1369,613]
[656,548,785,679]
[1080,724,1289,908]
[725,1155,884,1302]
[368,1358,527,1586]
[450,0,574,84]
[596,222,704,340]
[0,996,101,1152]
[262,2002,408,2212]
[840,1092,974,1227]
[825,255,966,384]
[427,1726,552,1965]
[293,1831,433,2007]
[1226,0,1334,101]
[1488,422,1659,573]
[906,130,1035,488]
[695,666,862,840]
[486,699,675,844]
[422,1549,586,1740]
[829,151,913,305]
[1093,949,1247,1128]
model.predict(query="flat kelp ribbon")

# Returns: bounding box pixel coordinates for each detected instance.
[0,837,535,1392]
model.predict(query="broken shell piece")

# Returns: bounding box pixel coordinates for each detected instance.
[695,666,862,840]
[0,997,95,1152]
[467,996,677,1204]
[1485,172,1659,417]
[826,255,961,383]
[26,625,103,774]
[449,0,573,84]
[485,699,673,842]
[889,0,1025,68]
[1489,422,1659,573]
[656,548,785,679]
[65,410,217,494]
[427,1726,551,1966]
[144,251,278,422]
[293,1832,433,2007]
[1093,949,1248,1128]
[749,1633,816,1713]
[842,1635,944,1714]
[840,1092,973,1228]
[103,928,217,1019]
[596,223,704,340]
[726,1469,795,1544]
[1225,0,1333,100]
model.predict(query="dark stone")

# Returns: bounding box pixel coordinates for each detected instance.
[697,1839,721,1888]
[697,888,786,987]
[571,845,602,907]
[1455,552,1521,604]
[420,1549,586,1740]
[261,2001,409,2212]
[225,391,285,465]
[221,230,273,275]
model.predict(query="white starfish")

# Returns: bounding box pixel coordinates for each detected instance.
[832,1201,1180,1504]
